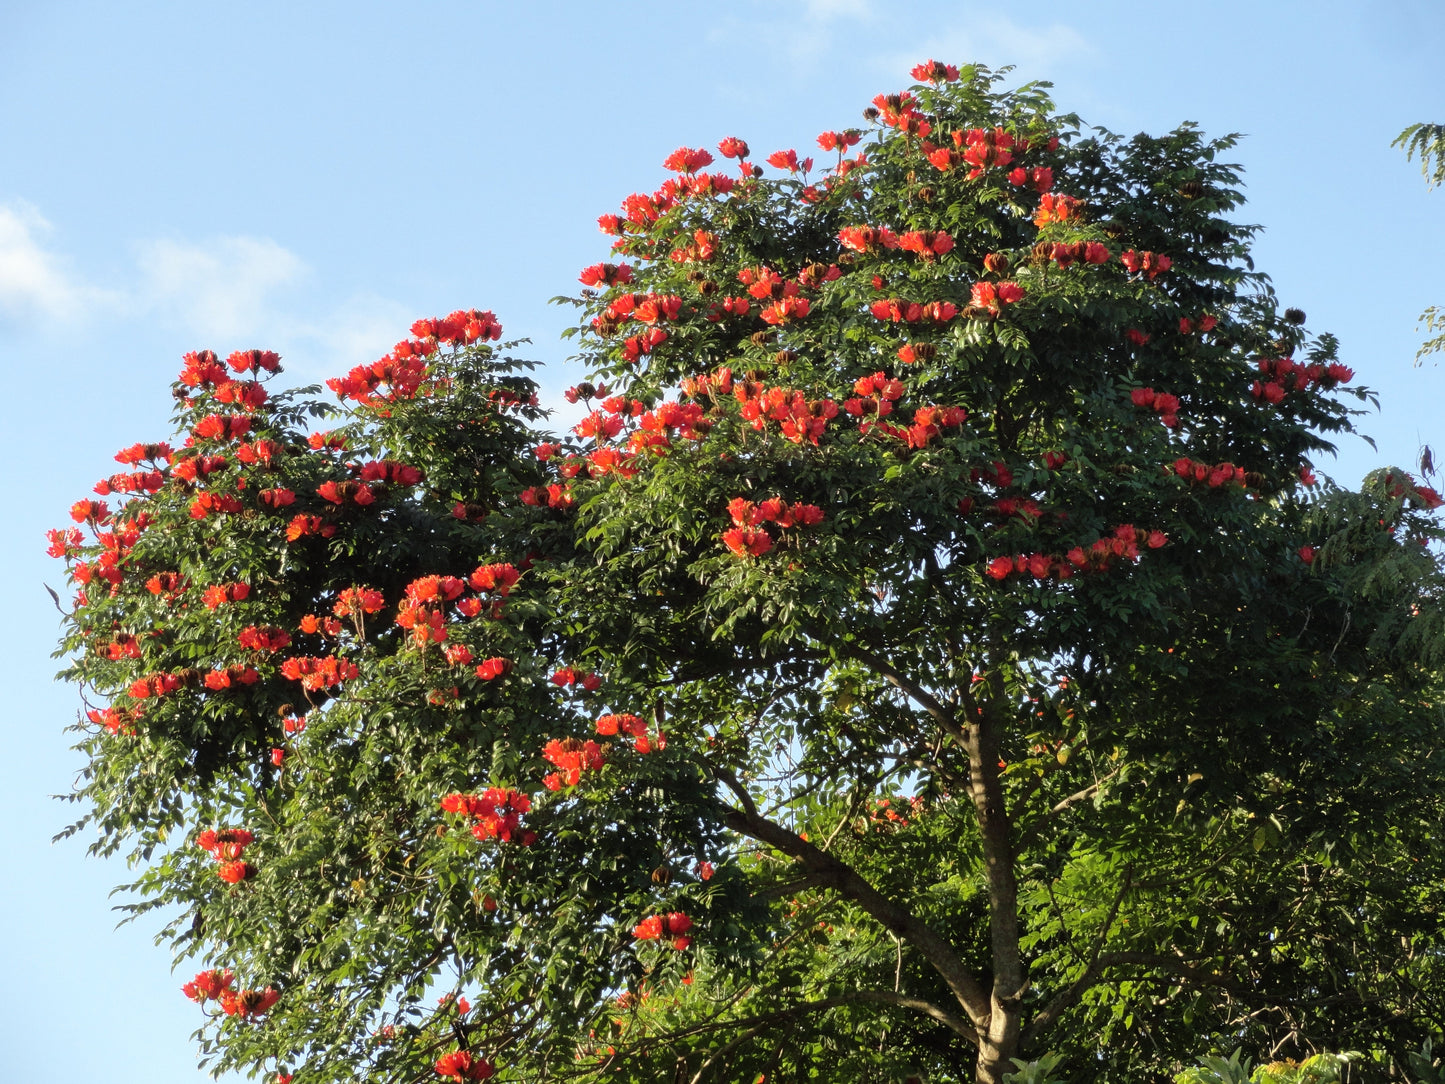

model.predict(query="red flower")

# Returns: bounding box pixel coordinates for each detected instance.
[910,59,960,83]
[226,349,282,374]
[766,149,811,173]
[1125,328,1151,346]
[717,136,750,160]
[1299,546,1316,565]
[434,1050,495,1080]
[219,987,279,1018]
[182,968,235,1002]
[723,527,773,557]
[662,146,714,174]
[986,556,1014,580]
[217,860,255,884]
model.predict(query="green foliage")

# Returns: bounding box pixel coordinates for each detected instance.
[1394,123,1445,189]
[49,64,1445,1084]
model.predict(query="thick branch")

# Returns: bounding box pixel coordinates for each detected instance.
[835,642,969,747]
[714,800,991,1027]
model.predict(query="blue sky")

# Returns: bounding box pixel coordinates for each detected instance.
[2,2,1442,1080]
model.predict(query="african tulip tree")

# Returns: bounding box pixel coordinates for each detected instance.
[52,64,1445,1084]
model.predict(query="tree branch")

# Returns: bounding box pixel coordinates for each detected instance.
[713,798,991,1027]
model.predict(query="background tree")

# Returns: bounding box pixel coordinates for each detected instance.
[1394,122,1445,364]
[52,64,1445,1084]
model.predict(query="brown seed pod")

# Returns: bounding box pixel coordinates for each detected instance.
[1284,308,1306,325]
[651,864,672,885]
[750,331,774,346]
[775,349,798,364]
[912,342,938,361]
[1179,180,1205,199]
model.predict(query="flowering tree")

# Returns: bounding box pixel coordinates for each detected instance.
[52,64,1445,1084]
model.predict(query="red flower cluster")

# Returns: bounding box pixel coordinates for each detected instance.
[238,625,291,653]
[669,228,718,264]
[412,309,503,345]
[1130,387,1182,428]
[357,459,424,486]
[1044,240,1108,268]
[838,225,899,254]
[1033,193,1080,227]
[441,788,535,845]
[1178,314,1218,335]
[128,671,186,700]
[190,490,245,519]
[898,230,955,260]
[816,128,862,152]
[956,126,1015,178]
[550,667,602,691]
[434,1050,495,1081]
[183,968,234,1003]
[1171,457,1252,488]
[766,148,813,174]
[845,372,905,418]
[632,911,693,950]
[279,655,359,690]
[579,261,633,287]
[663,146,714,174]
[520,483,575,509]
[286,514,337,541]
[317,479,377,507]
[201,581,250,609]
[722,496,825,558]
[1120,249,1172,280]
[88,704,142,735]
[220,986,280,1018]
[115,441,174,465]
[197,828,256,883]
[1008,165,1054,192]
[145,571,188,597]
[734,381,839,445]
[204,664,261,690]
[542,737,608,789]
[870,297,959,323]
[969,281,1026,313]
[1250,357,1355,404]
[179,350,228,388]
[334,585,386,617]
[226,349,281,375]
[911,58,960,83]
[986,525,1167,581]
[474,657,511,680]
[871,91,930,136]
[595,711,669,753]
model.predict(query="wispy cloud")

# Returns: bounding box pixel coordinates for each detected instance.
[134,235,308,343]
[0,202,116,322]
[0,199,411,380]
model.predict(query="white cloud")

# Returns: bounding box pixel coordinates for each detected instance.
[0,198,411,381]
[0,202,114,322]
[135,235,308,342]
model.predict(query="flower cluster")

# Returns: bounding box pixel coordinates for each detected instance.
[1250,357,1355,404]
[1034,193,1081,227]
[632,911,693,950]
[986,525,1167,581]
[1120,249,1172,280]
[434,1050,495,1081]
[197,828,256,883]
[542,737,608,790]
[183,968,234,1003]
[722,496,825,558]
[870,297,959,324]
[279,655,359,691]
[1130,386,1182,428]
[549,667,602,691]
[969,281,1026,314]
[441,789,535,845]
[844,371,904,417]
[734,380,839,444]
[1170,457,1254,488]
[596,712,668,753]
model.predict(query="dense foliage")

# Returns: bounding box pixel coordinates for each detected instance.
[52,64,1445,1084]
